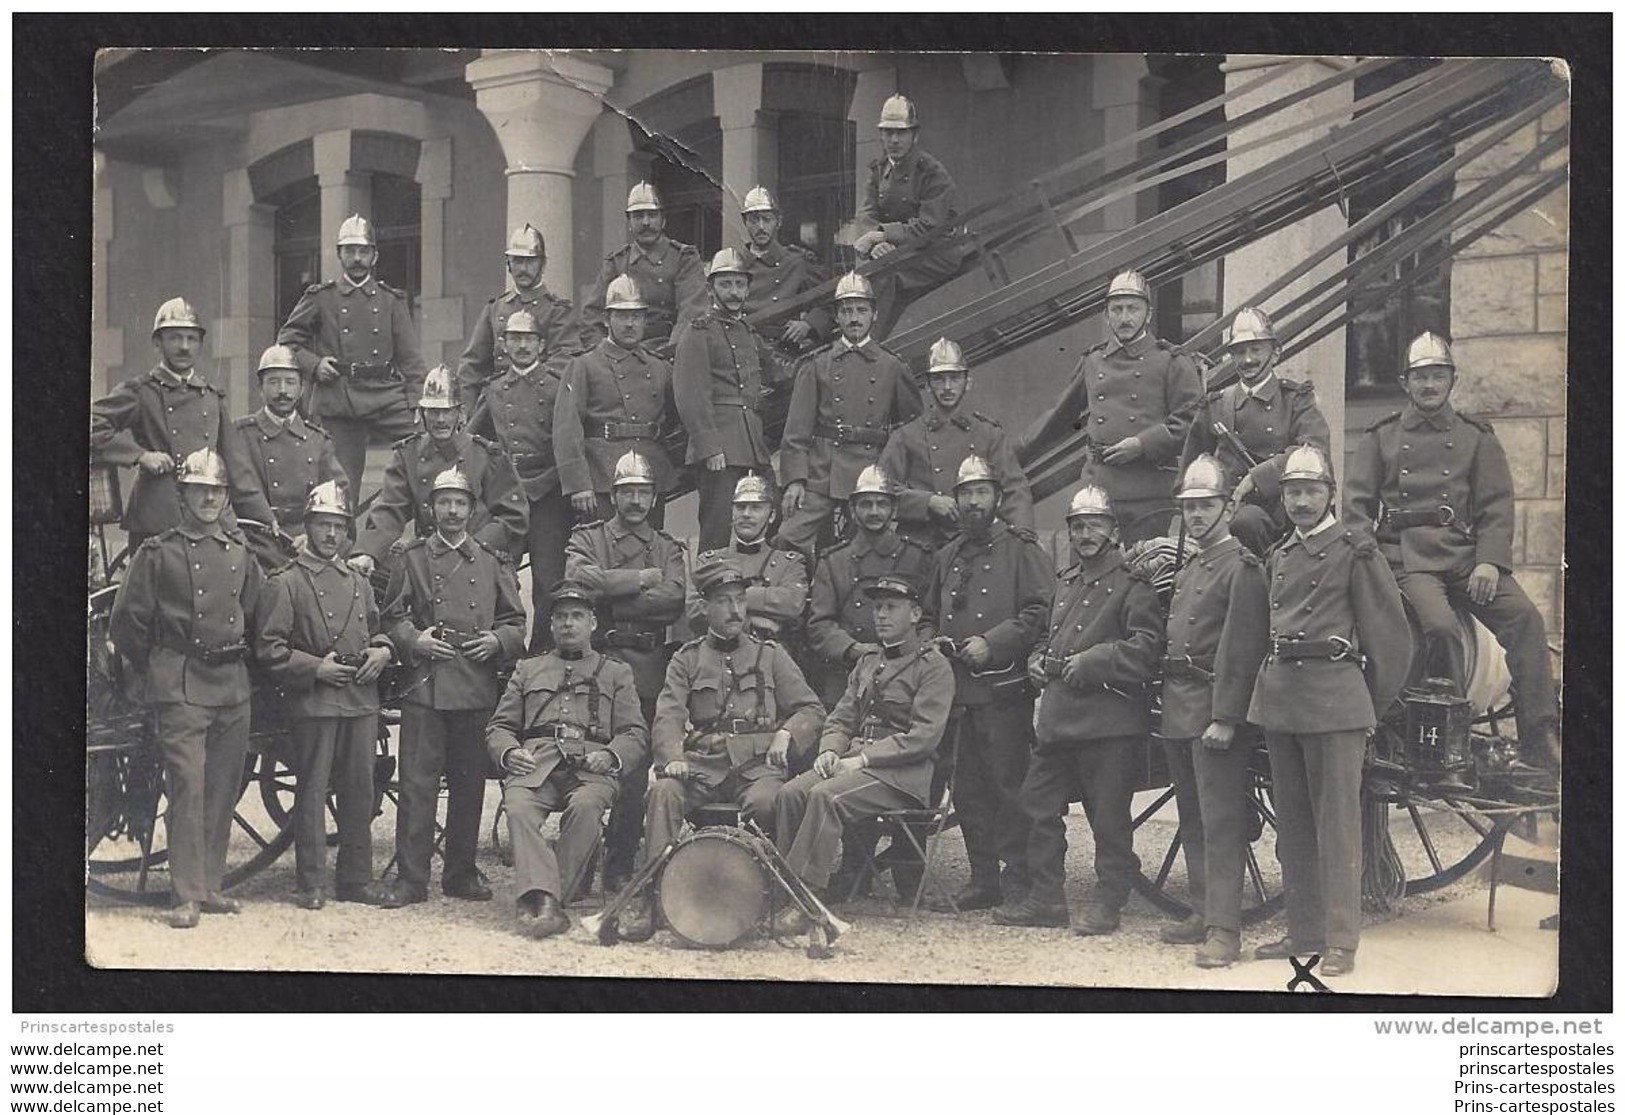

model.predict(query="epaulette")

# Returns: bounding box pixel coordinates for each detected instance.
[232,414,256,428]
[686,312,714,331]
[676,636,707,654]
[785,243,817,262]
[821,536,853,557]
[391,433,419,451]
[768,543,807,563]
[655,527,685,549]
[673,240,700,256]
[1342,527,1381,558]
[572,519,605,535]
[377,280,409,300]
[971,410,1002,428]
[1237,548,1264,568]
[1155,337,1179,351]
[1009,525,1040,544]
[1279,376,1316,395]
[696,547,729,564]
[1458,412,1495,435]
[306,280,335,294]
[1367,410,1403,433]
[399,536,429,553]
[471,536,512,563]
[139,528,179,550]
[220,524,248,544]
[1085,340,1109,355]
[470,432,503,454]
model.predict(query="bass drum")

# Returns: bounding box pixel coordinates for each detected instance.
[656,827,771,949]
[1404,601,1510,717]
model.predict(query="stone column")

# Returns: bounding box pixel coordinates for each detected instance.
[1223,55,1353,466]
[592,112,637,267]
[313,129,369,284]
[848,67,896,218]
[217,169,277,417]
[92,151,124,396]
[467,49,615,295]
[1091,56,1160,233]
[415,134,463,368]
[715,62,777,246]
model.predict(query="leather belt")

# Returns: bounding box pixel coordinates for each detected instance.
[1381,506,1457,530]
[338,362,397,383]
[599,421,660,439]
[160,639,248,665]
[598,628,662,653]
[522,722,588,742]
[1270,634,1364,665]
[1162,655,1216,683]
[815,423,890,448]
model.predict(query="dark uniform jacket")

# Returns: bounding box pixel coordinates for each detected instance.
[821,641,954,804]
[357,431,528,562]
[256,548,393,718]
[456,286,581,412]
[1159,536,1270,740]
[742,240,832,341]
[485,650,647,791]
[1024,332,1203,502]
[276,276,428,417]
[381,532,527,711]
[91,365,275,537]
[1030,548,1164,742]
[553,339,676,497]
[806,528,936,671]
[1180,373,1331,507]
[564,517,687,698]
[857,148,960,250]
[468,362,565,501]
[878,402,1035,541]
[652,633,825,774]
[781,338,922,498]
[234,410,347,528]
[924,520,1055,706]
[685,542,809,640]
[1247,517,1412,733]
[110,524,266,708]
[672,306,776,467]
[582,235,706,348]
[1345,403,1516,575]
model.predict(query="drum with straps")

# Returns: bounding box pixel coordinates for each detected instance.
[656,826,772,949]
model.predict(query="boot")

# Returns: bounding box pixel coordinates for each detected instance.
[1195,928,1241,969]
[1159,912,1207,944]
[1071,901,1122,937]
[991,897,1070,928]
[530,893,570,939]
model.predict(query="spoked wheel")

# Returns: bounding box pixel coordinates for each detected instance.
[1129,746,1285,926]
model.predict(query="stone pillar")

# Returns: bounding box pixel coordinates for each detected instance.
[593,112,637,269]
[467,49,615,295]
[217,169,277,418]
[415,134,463,368]
[848,67,896,218]
[313,129,370,284]
[1223,55,1353,466]
[92,151,124,396]
[715,62,777,246]
[1091,56,1160,233]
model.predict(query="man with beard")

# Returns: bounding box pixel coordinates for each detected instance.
[92,298,274,547]
[564,450,688,893]
[581,182,706,350]
[673,248,779,552]
[1249,445,1410,977]
[456,223,582,412]
[779,271,923,557]
[255,480,395,911]
[555,276,677,525]
[276,214,429,490]
[878,337,1032,551]
[488,580,647,939]
[379,466,528,907]
[351,365,528,577]
[922,455,1054,911]
[1021,269,1203,544]
[234,344,347,536]
[686,474,808,644]
[1180,307,1331,557]
[738,185,831,357]
[110,449,268,928]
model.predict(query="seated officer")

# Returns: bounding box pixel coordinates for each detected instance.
[773,574,954,923]
[619,557,824,938]
[488,581,647,939]
[685,473,809,643]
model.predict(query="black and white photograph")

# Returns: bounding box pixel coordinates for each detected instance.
[73,40,1579,1001]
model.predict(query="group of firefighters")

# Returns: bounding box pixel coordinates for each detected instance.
[92,94,1558,977]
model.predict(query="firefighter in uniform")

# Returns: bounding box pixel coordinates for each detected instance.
[468,310,572,648]
[779,271,923,556]
[773,573,954,923]
[852,94,965,341]
[109,449,267,928]
[1153,456,1270,966]
[1346,332,1560,768]
[488,580,647,939]
[581,181,706,350]
[686,474,809,644]
[276,214,429,490]
[922,455,1055,910]
[255,480,395,910]
[456,222,583,413]
[91,298,274,547]
[1249,445,1411,976]
[379,466,529,906]
[739,185,832,356]
[618,557,824,939]
[995,484,1164,933]
[878,337,1033,550]
[235,344,347,535]
[554,276,677,526]
[1180,307,1332,557]
[1022,270,1203,545]
[673,247,780,552]
[564,450,688,892]
[352,365,528,575]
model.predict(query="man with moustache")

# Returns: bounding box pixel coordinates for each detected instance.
[922,455,1054,911]
[234,344,347,536]
[738,185,832,357]
[878,337,1033,551]
[488,580,647,938]
[581,182,706,350]
[1180,307,1331,557]
[276,214,429,489]
[564,451,688,893]
[1249,445,1410,977]
[555,276,677,525]
[687,474,809,644]
[994,484,1164,934]
[456,223,582,413]
[779,271,923,557]
[673,248,780,552]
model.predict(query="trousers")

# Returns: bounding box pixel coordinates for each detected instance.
[776,487,840,559]
[1230,502,1287,559]
[1162,737,1207,913]
[502,772,617,903]
[155,700,251,904]
[640,762,787,865]
[602,694,657,884]
[870,245,965,341]
[1113,498,1178,547]
[1169,735,1257,933]
[1020,733,1142,909]
[291,714,377,894]
[953,702,1035,889]
[525,490,573,652]
[1265,729,1365,952]
[775,769,915,888]
[320,406,418,495]
[396,705,491,891]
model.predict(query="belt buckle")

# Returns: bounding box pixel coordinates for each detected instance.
[1436,505,1455,526]
[725,718,757,734]
[1326,635,1354,662]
